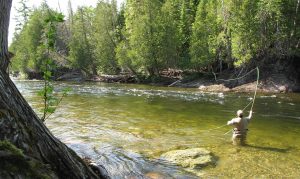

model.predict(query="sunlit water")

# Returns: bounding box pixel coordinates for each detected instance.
[14,80,300,178]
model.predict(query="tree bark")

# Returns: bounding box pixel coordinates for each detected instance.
[0,0,12,71]
[0,1,107,178]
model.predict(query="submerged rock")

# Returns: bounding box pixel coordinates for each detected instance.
[160,148,216,170]
[145,172,168,179]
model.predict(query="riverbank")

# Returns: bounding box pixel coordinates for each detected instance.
[170,73,300,93]
[12,61,300,93]
[12,71,299,93]
[52,68,300,93]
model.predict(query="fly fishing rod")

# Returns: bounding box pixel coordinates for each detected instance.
[202,67,260,133]
[224,67,259,135]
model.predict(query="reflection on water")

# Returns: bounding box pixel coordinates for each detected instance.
[14,80,300,178]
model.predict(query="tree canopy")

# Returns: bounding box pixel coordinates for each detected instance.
[10,0,300,77]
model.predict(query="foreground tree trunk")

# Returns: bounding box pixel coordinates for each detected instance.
[0,1,107,178]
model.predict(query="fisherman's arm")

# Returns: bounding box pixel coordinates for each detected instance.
[246,110,253,121]
[227,118,237,125]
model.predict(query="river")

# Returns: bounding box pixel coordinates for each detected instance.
[14,80,300,178]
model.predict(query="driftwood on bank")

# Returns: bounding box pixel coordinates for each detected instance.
[88,75,136,83]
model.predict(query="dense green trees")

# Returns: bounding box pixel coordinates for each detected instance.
[10,0,300,78]
[93,0,119,74]
[123,0,164,76]
[190,0,220,69]
[69,7,96,75]
[10,7,45,73]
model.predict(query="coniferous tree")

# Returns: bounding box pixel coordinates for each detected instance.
[9,0,300,78]
[160,0,182,69]
[125,0,163,76]
[93,0,119,74]
[14,0,31,36]
[190,0,220,69]
[68,7,96,75]
[10,8,45,73]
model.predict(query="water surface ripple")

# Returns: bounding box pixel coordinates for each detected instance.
[14,80,300,178]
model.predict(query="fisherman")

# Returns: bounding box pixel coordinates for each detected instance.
[227,110,253,145]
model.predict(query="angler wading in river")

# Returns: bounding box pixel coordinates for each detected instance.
[215,67,259,145]
[227,110,253,145]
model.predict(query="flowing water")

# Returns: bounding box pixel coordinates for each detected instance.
[14,80,300,178]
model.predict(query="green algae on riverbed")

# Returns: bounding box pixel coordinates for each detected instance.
[14,81,300,178]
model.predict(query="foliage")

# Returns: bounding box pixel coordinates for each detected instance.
[68,7,97,75]
[159,0,181,68]
[37,10,70,121]
[13,0,31,36]
[93,0,119,74]
[10,8,44,73]
[10,0,300,77]
[9,2,70,121]
[190,0,221,69]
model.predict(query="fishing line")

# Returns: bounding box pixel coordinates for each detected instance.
[205,124,227,131]
[223,67,260,135]
[203,67,260,133]
[223,129,232,135]
[250,67,259,112]
[212,67,258,82]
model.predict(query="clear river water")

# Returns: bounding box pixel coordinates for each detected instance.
[14,80,300,178]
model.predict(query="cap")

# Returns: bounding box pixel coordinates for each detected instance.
[237,110,243,117]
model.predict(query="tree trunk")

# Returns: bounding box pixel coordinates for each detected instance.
[293,0,300,49]
[0,0,11,71]
[0,1,107,178]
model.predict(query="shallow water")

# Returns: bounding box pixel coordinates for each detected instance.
[14,80,300,178]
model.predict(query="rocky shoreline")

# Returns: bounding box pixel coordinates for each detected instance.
[59,72,299,94]
[170,74,299,93]
[11,68,300,93]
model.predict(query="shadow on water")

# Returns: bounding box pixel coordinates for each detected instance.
[245,144,292,153]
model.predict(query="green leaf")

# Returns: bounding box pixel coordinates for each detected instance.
[45,107,56,113]
[37,90,45,97]
[46,86,54,94]
[44,71,52,78]
[55,13,65,22]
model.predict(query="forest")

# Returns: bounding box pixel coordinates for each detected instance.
[9,0,300,80]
